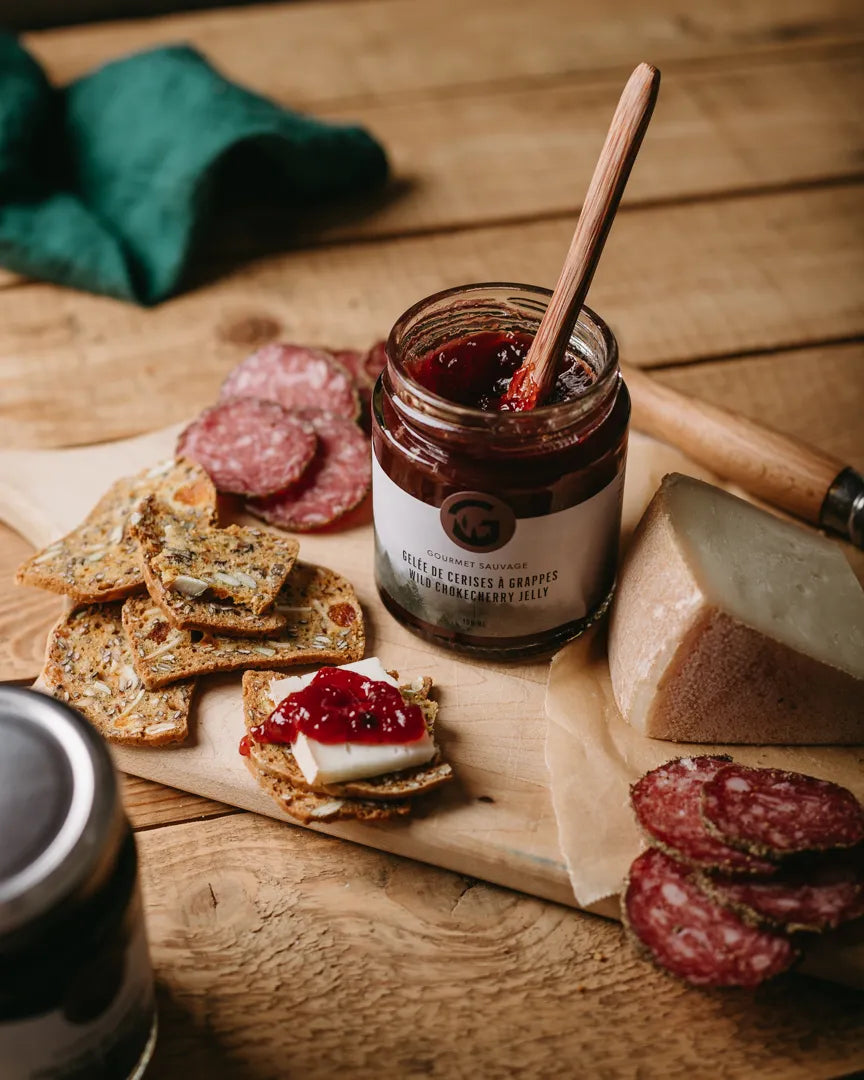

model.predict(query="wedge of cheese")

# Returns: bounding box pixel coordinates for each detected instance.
[608,474,864,744]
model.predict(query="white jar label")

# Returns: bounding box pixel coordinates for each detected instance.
[0,907,155,1080]
[373,454,624,639]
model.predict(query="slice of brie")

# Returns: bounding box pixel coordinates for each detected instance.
[268,657,399,706]
[608,474,864,745]
[292,729,435,785]
[268,657,435,785]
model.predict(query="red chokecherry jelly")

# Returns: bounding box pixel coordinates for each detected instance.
[247,667,426,748]
[371,283,629,660]
[409,328,594,412]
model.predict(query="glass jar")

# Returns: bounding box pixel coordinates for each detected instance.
[371,282,629,659]
[0,687,157,1080]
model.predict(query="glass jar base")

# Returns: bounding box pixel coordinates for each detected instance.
[377,583,614,662]
[127,1012,158,1080]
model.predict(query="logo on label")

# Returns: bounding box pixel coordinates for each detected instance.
[439,492,516,553]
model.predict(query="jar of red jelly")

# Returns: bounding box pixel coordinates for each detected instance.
[0,687,157,1079]
[371,282,629,658]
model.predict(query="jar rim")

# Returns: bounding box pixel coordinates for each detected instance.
[385,282,619,434]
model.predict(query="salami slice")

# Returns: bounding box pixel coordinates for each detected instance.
[331,348,369,387]
[331,348,374,433]
[220,344,359,420]
[362,340,387,383]
[246,412,371,531]
[630,757,776,875]
[698,856,864,934]
[623,849,796,987]
[176,399,317,497]
[702,765,864,858]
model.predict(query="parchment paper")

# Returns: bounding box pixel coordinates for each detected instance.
[545,434,864,987]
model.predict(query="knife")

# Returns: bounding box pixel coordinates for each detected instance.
[623,364,864,549]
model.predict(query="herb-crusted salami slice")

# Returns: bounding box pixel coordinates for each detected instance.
[623,849,796,988]
[246,413,371,532]
[331,342,386,389]
[220,344,359,420]
[176,398,316,497]
[630,756,776,874]
[702,764,864,858]
[698,857,864,934]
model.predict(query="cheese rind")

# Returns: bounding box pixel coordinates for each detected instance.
[609,474,864,745]
[268,657,435,785]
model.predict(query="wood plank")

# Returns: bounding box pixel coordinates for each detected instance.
[4,0,285,33]
[5,51,863,289]
[0,185,861,449]
[121,774,236,830]
[0,520,64,681]
[139,811,864,1079]
[25,0,864,106]
[654,342,864,471]
[228,50,864,250]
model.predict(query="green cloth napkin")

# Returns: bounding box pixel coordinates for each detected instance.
[0,35,388,304]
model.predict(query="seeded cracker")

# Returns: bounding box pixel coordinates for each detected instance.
[42,604,194,746]
[241,669,453,815]
[133,495,298,614]
[244,757,412,823]
[123,562,365,688]
[16,459,216,604]
[131,499,287,636]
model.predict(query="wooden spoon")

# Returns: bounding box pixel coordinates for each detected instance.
[503,62,660,411]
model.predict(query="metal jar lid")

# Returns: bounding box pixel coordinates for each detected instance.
[0,686,124,940]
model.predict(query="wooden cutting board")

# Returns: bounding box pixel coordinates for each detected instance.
[4,424,862,952]
[1,423,786,917]
[0,423,586,908]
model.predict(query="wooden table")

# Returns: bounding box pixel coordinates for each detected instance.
[2,2,863,1076]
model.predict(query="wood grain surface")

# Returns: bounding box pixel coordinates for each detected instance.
[23,0,864,104]
[1,49,860,275]
[139,813,864,1080]
[3,0,864,1074]
[122,775,234,831]
[5,0,271,33]
[1,186,862,449]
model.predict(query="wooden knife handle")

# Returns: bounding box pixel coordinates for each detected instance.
[622,364,844,524]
